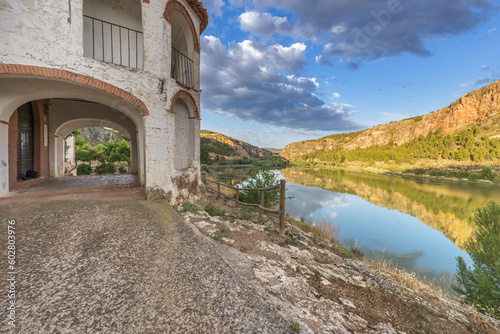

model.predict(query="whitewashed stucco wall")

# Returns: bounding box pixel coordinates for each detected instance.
[0,0,203,202]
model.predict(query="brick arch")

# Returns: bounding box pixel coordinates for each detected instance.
[163,0,200,53]
[169,89,199,119]
[0,64,149,115]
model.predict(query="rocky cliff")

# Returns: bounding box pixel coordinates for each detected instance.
[201,130,272,159]
[281,79,500,160]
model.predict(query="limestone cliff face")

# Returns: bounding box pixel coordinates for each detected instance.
[201,131,272,159]
[281,79,500,160]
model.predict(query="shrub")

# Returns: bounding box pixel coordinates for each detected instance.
[430,170,447,177]
[452,201,500,319]
[118,166,128,174]
[468,173,481,181]
[412,168,425,175]
[95,163,115,174]
[481,167,494,180]
[182,201,197,213]
[457,171,470,178]
[205,203,226,217]
[77,164,92,175]
[238,170,280,207]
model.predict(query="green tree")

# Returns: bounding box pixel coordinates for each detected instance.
[238,170,280,207]
[200,145,210,164]
[452,201,500,319]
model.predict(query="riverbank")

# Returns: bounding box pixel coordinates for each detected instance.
[290,161,500,186]
[179,194,500,333]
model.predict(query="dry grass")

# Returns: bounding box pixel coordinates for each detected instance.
[286,215,339,243]
[311,219,339,243]
[366,254,454,300]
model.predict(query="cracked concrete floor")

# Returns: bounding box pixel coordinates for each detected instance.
[0,181,290,333]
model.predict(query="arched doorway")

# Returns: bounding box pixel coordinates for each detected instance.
[0,75,146,194]
[174,99,195,170]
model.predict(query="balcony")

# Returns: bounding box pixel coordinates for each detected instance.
[83,15,144,70]
[171,48,195,89]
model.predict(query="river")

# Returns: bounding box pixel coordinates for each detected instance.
[207,165,500,292]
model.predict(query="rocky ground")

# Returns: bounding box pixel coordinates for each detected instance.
[0,188,292,333]
[180,193,500,334]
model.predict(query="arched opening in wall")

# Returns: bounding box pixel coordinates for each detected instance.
[174,99,195,170]
[64,127,133,177]
[170,11,195,89]
[83,0,144,69]
[0,74,147,195]
[2,98,143,192]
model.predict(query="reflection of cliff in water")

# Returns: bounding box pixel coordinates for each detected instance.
[207,166,259,185]
[281,167,500,248]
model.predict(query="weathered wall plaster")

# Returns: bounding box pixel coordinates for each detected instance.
[0,0,206,203]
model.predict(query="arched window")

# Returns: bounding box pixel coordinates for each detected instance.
[174,99,194,170]
[170,11,195,88]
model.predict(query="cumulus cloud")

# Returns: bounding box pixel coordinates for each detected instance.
[201,36,360,131]
[234,0,494,66]
[202,0,225,16]
[239,11,291,39]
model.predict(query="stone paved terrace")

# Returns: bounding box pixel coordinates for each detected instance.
[0,175,291,333]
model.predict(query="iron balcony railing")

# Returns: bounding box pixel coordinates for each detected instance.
[83,15,144,70]
[171,47,195,89]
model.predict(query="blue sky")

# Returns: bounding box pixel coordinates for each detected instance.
[199,0,500,149]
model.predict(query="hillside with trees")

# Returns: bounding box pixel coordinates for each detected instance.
[280,79,500,167]
[299,123,500,168]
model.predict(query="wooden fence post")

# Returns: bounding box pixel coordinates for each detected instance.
[217,182,221,200]
[279,179,285,237]
[259,188,264,216]
[235,188,239,207]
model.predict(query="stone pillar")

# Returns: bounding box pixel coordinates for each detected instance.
[0,122,9,195]
[130,133,138,174]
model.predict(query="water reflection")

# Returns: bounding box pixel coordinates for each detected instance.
[282,167,500,248]
[206,165,259,185]
[278,167,499,290]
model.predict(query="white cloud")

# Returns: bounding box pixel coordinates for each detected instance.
[239,11,290,39]
[330,24,347,34]
[202,0,225,16]
[201,36,361,131]
[233,0,494,67]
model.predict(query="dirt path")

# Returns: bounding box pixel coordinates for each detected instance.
[0,188,291,333]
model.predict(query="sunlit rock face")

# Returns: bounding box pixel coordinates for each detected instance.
[201,131,272,159]
[280,80,500,160]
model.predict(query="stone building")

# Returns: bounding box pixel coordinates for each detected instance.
[0,0,208,202]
